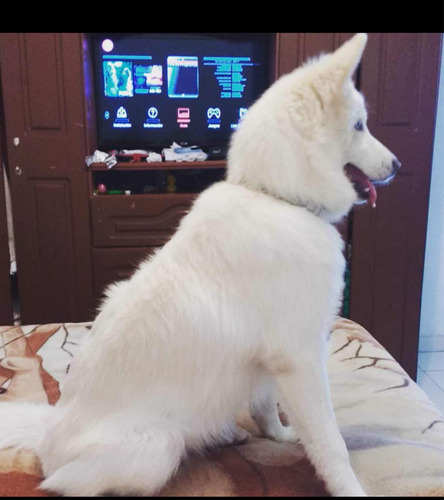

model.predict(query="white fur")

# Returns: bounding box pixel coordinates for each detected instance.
[0,34,399,496]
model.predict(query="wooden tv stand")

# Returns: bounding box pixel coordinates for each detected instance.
[88,160,226,302]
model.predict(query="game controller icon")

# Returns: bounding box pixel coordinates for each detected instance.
[207,107,221,120]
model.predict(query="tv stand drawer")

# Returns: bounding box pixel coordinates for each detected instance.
[90,194,196,248]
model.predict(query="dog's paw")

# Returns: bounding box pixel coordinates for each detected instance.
[278,425,300,443]
[266,425,299,443]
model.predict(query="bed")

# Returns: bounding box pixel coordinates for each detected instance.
[1,317,444,496]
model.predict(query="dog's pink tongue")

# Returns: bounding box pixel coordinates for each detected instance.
[345,164,377,208]
[362,176,377,208]
[369,184,377,207]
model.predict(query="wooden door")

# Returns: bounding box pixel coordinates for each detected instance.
[0,33,94,323]
[349,33,442,379]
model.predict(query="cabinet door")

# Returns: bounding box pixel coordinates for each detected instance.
[349,33,442,379]
[0,33,94,323]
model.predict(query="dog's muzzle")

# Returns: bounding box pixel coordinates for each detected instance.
[344,158,401,208]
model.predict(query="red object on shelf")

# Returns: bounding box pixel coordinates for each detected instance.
[116,153,149,163]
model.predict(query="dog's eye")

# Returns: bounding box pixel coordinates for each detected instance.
[354,120,364,131]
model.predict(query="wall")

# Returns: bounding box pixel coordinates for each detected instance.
[420,46,444,337]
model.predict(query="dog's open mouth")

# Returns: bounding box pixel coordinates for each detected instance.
[344,163,378,208]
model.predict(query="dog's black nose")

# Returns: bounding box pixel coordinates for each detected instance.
[392,158,401,173]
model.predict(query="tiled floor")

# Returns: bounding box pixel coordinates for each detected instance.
[417,335,444,414]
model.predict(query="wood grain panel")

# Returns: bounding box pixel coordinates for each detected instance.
[366,174,412,358]
[379,33,422,126]
[22,33,63,131]
[91,194,196,247]
[276,33,300,76]
[299,33,338,60]
[276,33,342,77]
[29,179,75,321]
[92,247,156,303]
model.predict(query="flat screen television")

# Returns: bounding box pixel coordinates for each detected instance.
[89,33,273,156]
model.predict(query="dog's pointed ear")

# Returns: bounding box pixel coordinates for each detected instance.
[328,33,368,83]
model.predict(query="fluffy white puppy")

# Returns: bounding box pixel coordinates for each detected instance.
[0,33,400,497]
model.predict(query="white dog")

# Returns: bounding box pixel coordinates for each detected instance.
[0,33,400,496]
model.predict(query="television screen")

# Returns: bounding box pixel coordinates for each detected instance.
[90,33,272,154]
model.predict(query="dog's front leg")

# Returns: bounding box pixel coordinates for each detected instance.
[251,377,299,443]
[267,356,366,497]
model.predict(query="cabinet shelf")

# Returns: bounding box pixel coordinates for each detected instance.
[88,161,226,197]
[89,160,227,171]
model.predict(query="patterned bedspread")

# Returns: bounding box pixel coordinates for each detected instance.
[0,318,444,496]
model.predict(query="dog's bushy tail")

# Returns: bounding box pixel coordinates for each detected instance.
[40,427,186,496]
[0,402,54,452]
